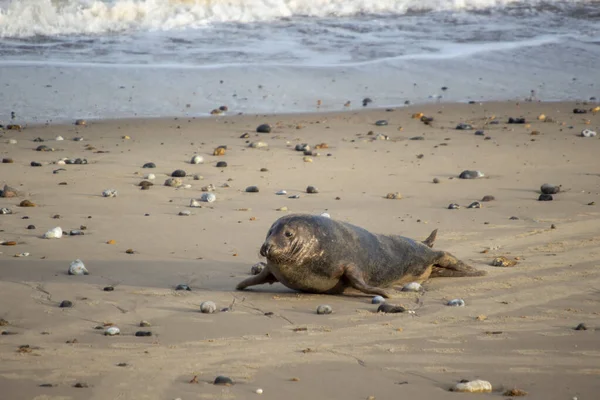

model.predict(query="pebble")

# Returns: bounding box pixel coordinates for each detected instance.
[385,192,402,200]
[491,256,517,267]
[30,161,42,167]
[256,123,271,133]
[401,282,422,292]
[102,189,118,197]
[165,178,183,188]
[8,139,18,144]
[447,299,465,307]
[201,184,215,192]
[55,136,64,141]
[172,169,186,177]
[14,252,30,257]
[142,162,156,168]
[375,133,388,141]
[451,380,492,393]
[256,388,263,394]
[295,143,310,152]
[276,190,287,195]
[68,259,89,275]
[1,184,19,198]
[27,225,35,229]
[190,199,203,208]
[580,129,597,137]
[216,161,228,168]
[362,97,372,106]
[2,158,14,163]
[316,305,333,315]
[377,304,406,313]
[432,178,440,184]
[43,227,63,239]
[459,170,484,179]
[573,108,587,114]
[179,210,191,216]
[303,156,313,162]
[249,141,268,149]
[474,130,485,136]
[409,136,424,140]
[1,208,13,214]
[448,203,460,210]
[375,120,388,126]
[246,186,259,193]
[538,194,553,201]
[36,145,53,152]
[320,212,330,218]
[456,123,473,130]
[508,117,526,124]
[251,262,266,275]
[70,229,85,236]
[59,300,73,308]
[190,155,204,164]
[574,323,588,331]
[103,286,114,291]
[467,201,481,209]
[19,200,35,207]
[200,301,217,314]
[372,295,386,304]
[139,181,153,189]
[135,331,152,337]
[200,193,216,203]
[139,320,151,327]
[306,186,319,194]
[104,327,120,336]
[73,136,83,141]
[193,174,202,180]
[65,158,88,165]
[214,376,234,386]
[277,206,288,211]
[175,284,191,291]
[288,194,300,199]
[73,382,89,388]
[144,173,156,180]
[541,183,560,194]
[481,195,495,202]
[75,119,87,126]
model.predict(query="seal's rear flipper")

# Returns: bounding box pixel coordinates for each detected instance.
[431,252,487,278]
[236,267,279,290]
[422,229,438,248]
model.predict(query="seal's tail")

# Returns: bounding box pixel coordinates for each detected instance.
[431,252,487,278]
[422,229,438,248]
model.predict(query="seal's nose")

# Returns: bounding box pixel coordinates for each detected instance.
[260,242,270,257]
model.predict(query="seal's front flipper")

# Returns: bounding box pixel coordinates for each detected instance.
[343,264,392,298]
[422,229,438,248]
[236,267,278,291]
[431,252,487,278]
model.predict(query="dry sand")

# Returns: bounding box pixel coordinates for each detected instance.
[1,101,599,400]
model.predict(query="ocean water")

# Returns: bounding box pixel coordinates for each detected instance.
[0,0,599,122]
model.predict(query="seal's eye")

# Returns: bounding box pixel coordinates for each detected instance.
[284,231,293,238]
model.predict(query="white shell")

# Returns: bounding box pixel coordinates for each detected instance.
[256,388,263,394]
[375,133,388,140]
[249,141,268,148]
[453,380,492,393]
[447,298,466,307]
[401,282,422,292]
[190,199,203,208]
[179,210,191,216]
[581,129,597,137]
[102,189,118,197]
[68,259,89,275]
[15,252,30,257]
[56,160,66,165]
[200,301,217,314]
[8,139,17,144]
[104,326,120,336]
[43,227,63,239]
[320,212,331,218]
[55,136,64,141]
[276,190,287,195]
[200,192,216,203]
[190,155,204,164]
[145,173,156,180]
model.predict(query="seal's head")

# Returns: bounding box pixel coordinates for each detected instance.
[260,214,325,265]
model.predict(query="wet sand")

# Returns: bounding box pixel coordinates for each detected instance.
[1,101,599,399]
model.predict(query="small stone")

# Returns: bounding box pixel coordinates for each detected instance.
[451,380,492,393]
[176,284,191,291]
[377,304,406,313]
[541,183,560,194]
[104,327,120,336]
[139,320,151,327]
[467,201,481,209]
[59,300,73,308]
[68,259,89,275]
[315,143,328,149]
[456,123,473,130]
[574,323,588,331]
[30,161,42,167]
[214,376,234,386]
[27,225,35,229]
[0,208,13,214]
[142,162,156,168]
[508,117,526,124]
[303,156,313,163]
[200,301,217,314]
[75,119,87,126]
[289,194,300,199]
[256,124,271,133]
[2,158,14,163]
[36,145,53,152]
[73,136,83,141]
[375,133,388,141]
[190,155,204,164]
[179,210,191,216]
[240,132,250,139]
[256,388,263,394]
[295,143,310,152]
[474,130,485,136]
[459,170,484,179]
[276,190,287,195]
[401,282,422,292]
[125,249,135,254]
[69,229,85,236]
[385,192,402,200]
[216,161,227,168]
[246,186,259,193]
[375,120,388,126]
[316,305,332,315]
[503,388,528,396]
[372,295,385,304]
[409,136,424,140]
[135,331,152,337]
[538,194,553,201]
[200,193,216,203]
[249,141,268,149]
[362,97,372,106]
[172,169,186,177]
[190,199,203,208]
[19,200,35,207]
[491,256,517,267]
[139,181,153,189]
[43,227,63,239]
[55,135,64,141]
[447,299,465,307]
[277,206,288,211]
[103,286,114,291]
[448,203,460,210]
[433,178,440,184]
[251,262,266,275]
[145,173,156,180]
[73,382,89,388]
[165,178,183,188]
[320,212,330,218]
[573,108,587,114]
[201,184,215,192]
[509,216,519,220]
[481,195,495,202]
[306,186,319,194]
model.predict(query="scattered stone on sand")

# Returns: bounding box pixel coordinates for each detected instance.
[144,173,156,180]
[102,189,118,197]
[200,301,217,314]
[276,190,287,195]
[70,229,85,236]
[246,186,259,193]
[401,282,422,292]
[189,199,203,208]
[7,139,18,144]
[0,208,13,214]
[448,203,460,210]
[172,169,186,177]
[508,117,526,124]
[125,248,136,254]
[541,183,561,194]
[375,120,388,126]
[55,135,64,141]
[59,300,73,308]
[104,327,120,336]
[75,119,87,126]
[277,206,288,211]
[1,241,17,246]
[201,184,215,192]
[179,210,191,216]
[73,382,89,388]
[27,225,35,229]
[459,170,484,179]
[305,186,318,194]
[190,155,204,164]
[375,133,388,141]
[142,162,156,168]
[474,130,485,136]
[316,305,333,315]
[433,178,440,184]
[139,320,151,327]
[251,262,266,275]
[2,158,13,163]
[30,161,42,167]
[36,145,53,152]
[256,123,271,133]
[214,376,234,386]
[574,323,588,331]
[385,192,402,200]
[303,156,313,162]
[135,331,152,337]
[447,299,465,307]
[65,158,88,165]
[538,194,553,201]
[240,132,250,139]
[580,129,597,137]
[491,256,518,267]
[456,123,473,130]
[467,201,481,209]
[256,388,264,394]
[315,143,329,149]
[200,193,216,203]
[175,284,191,291]
[289,194,300,199]
[73,136,84,141]
[43,227,63,239]
[409,136,424,140]
[139,180,153,189]
[573,108,587,114]
[377,304,406,313]
[372,295,386,304]
[103,286,114,291]
[249,141,268,149]
[481,195,495,202]
[165,178,183,188]
[1,184,20,198]
[68,259,89,275]
[451,380,492,393]
[216,161,228,168]
[503,388,528,397]
[295,143,310,152]
[19,200,35,207]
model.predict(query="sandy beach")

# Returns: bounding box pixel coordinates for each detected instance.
[1,101,599,400]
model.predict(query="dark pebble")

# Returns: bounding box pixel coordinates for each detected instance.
[421,116,434,124]
[409,136,424,140]
[216,161,227,168]
[456,123,473,130]
[117,363,128,367]
[135,331,152,337]
[489,120,500,125]
[73,383,89,388]
[574,323,588,331]
[175,284,191,291]
[22,216,29,219]
[538,194,553,201]
[69,230,84,236]
[260,168,268,172]
[508,117,526,124]
[468,100,476,104]
[303,150,313,156]
[509,216,519,220]
[240,132,250,138]
[256,124,271,133]
[171,169,186,177]
[375,120,388,126]
[1,330,18,335]
[36,145,51,151]
[573,108,587,114]
[53,168,66,174]
[39,383,55,387]
[377,304,406,313]
[27,225,36,229]
[33,137,44,142]
[481,195,495,202]
[540,183,560,194]
[474,130,485,136]
[59,300,73,308]
[459,170,483,179]
[214,376,234,386]
[246,186,259,193]
[142,162,156,168]
[2,158,14,163]
[306,186,319,194]
[103,286,114,292]
[30,161,42,167]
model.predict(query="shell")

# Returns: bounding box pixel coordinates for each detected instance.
[200,193,216,203]
[190,155,204,164]
[55,136,64,141]
[447,299,466,307]
[145,173,156,180]
[401,282,422,292]
[102,189,118,197]
[190,199,203,208]
[43,227,63,239]
[68,259,89,275]
[316,305,333,315]
[104,327,121,336]
[452,380,492,393]
[200,301,217,314]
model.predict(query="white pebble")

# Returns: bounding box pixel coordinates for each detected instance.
[372,295,385,304]
[452,380,492,393]
[179,210,191,216]
[249,141,268,149]
[55,136,64,141]
[7,139,17,144]
[256,388,263,394]
[200,301,217,314]
[320,212,331,218]
[316,304,332,315]
[581,129,597,137]
[190,155,204,164]
[43,227,63,239]
[276,190,287,195]
[447,298,465,307]
[145,173,156,180]
[104,326,121,336]
[401,282,422,292]
[200,192,216,203]
[181,184,192,189]
[102,189,118,197]
[68,259,89,275]
[56,160,66,165]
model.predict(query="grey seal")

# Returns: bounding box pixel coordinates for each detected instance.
[236,214,486,297]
